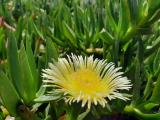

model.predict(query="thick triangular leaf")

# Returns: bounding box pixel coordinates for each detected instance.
[62,21,78,48]
[0,71,20,116]
[18,42,37,103]
[34,94,61,103]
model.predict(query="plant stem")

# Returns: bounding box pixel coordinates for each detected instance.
[124,105,160,120]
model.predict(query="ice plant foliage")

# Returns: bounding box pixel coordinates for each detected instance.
[42,54,132,109]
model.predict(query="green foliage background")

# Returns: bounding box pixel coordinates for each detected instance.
[0,0,160,120]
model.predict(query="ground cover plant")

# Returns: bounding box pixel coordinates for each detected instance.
[0,0,160,120]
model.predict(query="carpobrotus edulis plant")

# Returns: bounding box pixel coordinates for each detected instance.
[42,54,132,109]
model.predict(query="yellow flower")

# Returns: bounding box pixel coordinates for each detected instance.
[42,54,131,109]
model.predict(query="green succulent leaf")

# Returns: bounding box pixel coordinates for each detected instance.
[144,103,159,111]
[18,42,37,103]
[26,35,39,90]
[148,0,160,16]
[153,48,160,74]
[77,109,90,120]
[33,22,44,40]
[62,21,78,48]
[0,71,20,116]
[46,38,59,62]
[7,32,23,101]
[105,0,117,32]
[34,94,62,103]
[150,74,160,103]
[99,29,114,44]
[118,0,131,38]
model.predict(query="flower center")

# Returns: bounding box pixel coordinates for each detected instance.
[65,68,107,97]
